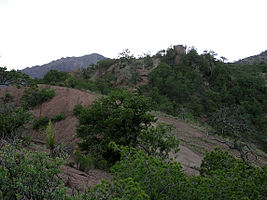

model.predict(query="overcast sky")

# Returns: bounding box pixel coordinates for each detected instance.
[0,0,267,70]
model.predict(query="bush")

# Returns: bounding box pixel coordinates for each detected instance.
[73,104,84,116]
[0,144,66,199]
[191,148,267,200]
[51,112,66,122]
[32,116,49,131]
[71,178,149,200]
[144,55,153,69]
[74,150,93,173]
[42,70,71,85]
[21,86,55,110]
[0,104,32,140]
[111,144,189,200]
[200,147,243,176]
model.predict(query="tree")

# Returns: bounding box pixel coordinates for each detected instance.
[0,67,33,87]
[76,89,179,166]
[118,49,135,64]
[208,105,257,165]
[76,90,155,165]
[42,70,70,85]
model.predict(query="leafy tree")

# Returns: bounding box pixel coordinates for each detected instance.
[76,89,179,166]
[138,123,179,159]
[0,67,34,87]
[42,70,71,85]
[76,90,156,165]
[118,49,135,64]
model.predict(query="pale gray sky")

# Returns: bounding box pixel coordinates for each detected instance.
[0,0,266,70]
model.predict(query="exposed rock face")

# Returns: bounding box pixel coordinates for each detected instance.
[236,50,267,64]
[21,53,106,79]
[174,45,186,65]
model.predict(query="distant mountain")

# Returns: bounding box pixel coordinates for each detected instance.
[236,50,267,64]
[21,53,106,79]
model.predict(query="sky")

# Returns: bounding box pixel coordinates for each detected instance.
[0,0,267,70]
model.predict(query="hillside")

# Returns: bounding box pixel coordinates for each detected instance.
[21,53,106,79]
[236,50,267,64]
[1,46,267,198]
[1,85,266,192]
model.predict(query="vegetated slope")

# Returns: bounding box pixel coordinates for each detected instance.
[1,85,266,180]
[39,45,267,154]
[0,85,111,193]
[21,53,106,79]
[237,50,267,64]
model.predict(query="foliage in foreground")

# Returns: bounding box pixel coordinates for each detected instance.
[111,145,267,200]
[192,148,267,200]
[71,178,149,200]
[0,144,66,200]
[1,139,266,200]
[111,144,188,200]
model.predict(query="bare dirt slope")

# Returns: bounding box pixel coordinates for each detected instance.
[156,114,267,175]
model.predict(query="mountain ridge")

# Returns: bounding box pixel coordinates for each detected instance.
[21,53,106,79]
[236,50,267,64]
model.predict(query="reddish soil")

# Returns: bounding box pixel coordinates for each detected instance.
[157,114,267,175]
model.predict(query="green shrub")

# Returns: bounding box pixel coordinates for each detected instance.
[0,144,66,199]
[191,148,267,200]
[42,70,71,85]
[0,104,32,140]
[111,144,189,200]
[0,92,14,103]
[73,104,84,116]
[71,178,149,200]
[32,116,49,131]
[144,56,153,69]
[51,112,66,122]
[200,147,243,176]
[21,86,55,110]
[74,150,93,173]
[46,120,56,156]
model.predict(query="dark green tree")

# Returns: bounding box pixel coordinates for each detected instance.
[42,70,71,85]
[0,67,33,87]
[76,89,179,166]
